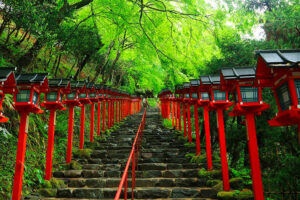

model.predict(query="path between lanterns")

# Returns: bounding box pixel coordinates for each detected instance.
[26,107,218,199]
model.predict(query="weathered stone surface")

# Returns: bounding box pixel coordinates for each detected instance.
[56,189,72,198]
[63,170,82,178]
[171,188,200,198]
[140,163,166,170]
[229,177,244,190]
[68,179,85,187]
[73,189,103,198]
[38,188,57,197]
[136,188,170,198]
[142,170,162,178]
[82,170,102,178]
[156,178,175,187]
[85,179,105,188]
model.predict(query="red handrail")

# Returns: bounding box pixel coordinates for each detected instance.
[114,108,147,200]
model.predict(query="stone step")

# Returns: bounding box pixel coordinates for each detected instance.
[81,163,202,170]
[42,198,217,200]
[53,169,200,179]
[56,187,217,199]
[57,177,205,188]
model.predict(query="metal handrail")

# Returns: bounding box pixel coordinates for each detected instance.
[114,108,147,200]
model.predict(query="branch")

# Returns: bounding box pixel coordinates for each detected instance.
[70,0,94,10]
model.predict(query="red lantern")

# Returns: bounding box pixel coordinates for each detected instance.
[12,73,49,200]
[41,79,70,180]
[95,84,103,136]
[255,50,300,144]
[221,67,269,199]
[200,75,232,191]
[0,67,17,123]
[63,81,82,164]
[87,82,97,142]
[78,81,90,149]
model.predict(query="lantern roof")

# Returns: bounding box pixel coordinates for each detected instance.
[86,82,95,89]
[183,82,190,89]
[221,67,256,80]
[200,75,220,85]
[0,67,16,82]
[95,84,102,90]
[190,79,200,86]
[16,73,48,84]
[256,50,300,68]
[48,79,70,87]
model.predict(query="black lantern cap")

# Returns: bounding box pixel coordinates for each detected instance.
[86,82,95,89]
[48,79,70,87]
[0,67,16,82]
[200,75,220,85]
[190,79,200,86]
[256,49,300,68]
[221,67,256,80]
[15,73,48,84]
[183,82,190,89]
[175,84,183,90]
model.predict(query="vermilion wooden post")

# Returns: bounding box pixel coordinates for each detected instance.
[79,105,85,149]
[203,106,212,170]
[97,102,101,136]
[12,112,29,200]
[90,103,95,142]
[102,101,106,131]
[119,100,121,122]
[167,100,170,119]
[178,101,182,131]
[246,113,264,200]
[187,103,192,143]
[183,102,187,137]
[194,103,201,155]
[66,106,74,163]
[175,101,178,129]
[217,108,230,191]
[171,101,175,127]
[45,110,56,180]
[111,99,114,126]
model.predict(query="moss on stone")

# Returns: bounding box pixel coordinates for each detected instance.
[213,182,223,191]
[198,168,222,179]
[41,180,52,189]
[234,189,253,199]
[207,179,222,187]
[38,188,57,197]
[74,148,93,159]
[51,178,66,189]
[229,177,244,190]
[69,160,82,170]
[217,191,236,199]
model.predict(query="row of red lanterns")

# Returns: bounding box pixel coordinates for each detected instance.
[0,69,142,200]
[158,49,300,200]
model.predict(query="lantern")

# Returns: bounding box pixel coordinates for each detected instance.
[255,50,300,144]
[102,86,107,132]
[200,75,232,191]
[189,79,201,155]
[12,73,49,200]
[175,85,184,131]
[41,79,70,180]
[221,67,270,199]
[63,81,82,164]
[0,67,17,123]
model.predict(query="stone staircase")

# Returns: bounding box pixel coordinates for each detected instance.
[29,108,217,199]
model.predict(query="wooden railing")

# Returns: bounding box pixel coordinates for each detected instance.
[114,108,147,200]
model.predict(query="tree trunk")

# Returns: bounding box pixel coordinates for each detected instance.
[54,54,62,77]
[67,59,78,78]
[16,39,43,73]
[5,27,16,44]
[102,51,121,83]
[92,40,115,82]
[14,31,29,46]
[74,54,91,80]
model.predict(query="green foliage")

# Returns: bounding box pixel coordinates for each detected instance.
[162,119,173,129]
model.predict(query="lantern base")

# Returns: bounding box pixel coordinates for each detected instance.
[229,102,269,117]
[41,102,65,110]
[0,115,9,123]
[63,100,81,107]
[268,109,300,126]
[210,101,233,110]
[14,104,43,114]
[79,98,91,105]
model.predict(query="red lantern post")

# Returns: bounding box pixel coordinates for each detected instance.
[12,73,49,200]
[42,79,70,180]
[63,81,82,163]
[78,81,90,149]
[221,67,270,200]
[200,75,233,191]
[95,84,103,135]
[190,79,201,155]
[198,79,213,171]
[0,67,17,123]
[87,82,97,142]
